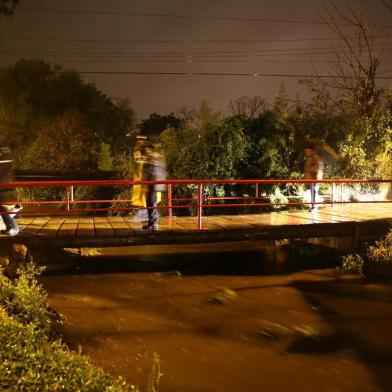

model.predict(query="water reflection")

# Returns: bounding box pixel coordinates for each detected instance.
[41,241,392,392]
[44,240,340,277]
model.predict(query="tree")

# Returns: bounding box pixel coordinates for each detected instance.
[318,0,384,115]
[138,112,183,139]
[294,77,392,180]
[176,106,197,122]
[0,0,19,16]
[229,96,267,117]
[160,101,247,180]
[98,143,114,171]
[0,59,135,168]
[380,0,392,11]
[273,84,290,114]
[22,111,98,171]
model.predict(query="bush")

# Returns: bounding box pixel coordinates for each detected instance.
[366,231,392,264]
[340,230,392,277]
[268,187,289,211]
[0,263,50,332]
[0,263,134,391]
[340,253,365,274]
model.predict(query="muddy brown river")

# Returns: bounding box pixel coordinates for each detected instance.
[41,241,392,392]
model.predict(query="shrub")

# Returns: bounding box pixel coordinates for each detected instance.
[269,187,289,210]
[0,263,134,391]
[340,253,365,274]
[340,230,392,276]
[0,263,50,331]
[366,231,392,264]
[0,309,130,391]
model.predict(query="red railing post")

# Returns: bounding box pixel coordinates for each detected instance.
[168,183,172,223]
[197,183,203,230]
[331,182,335,206]
[255,183,259,199]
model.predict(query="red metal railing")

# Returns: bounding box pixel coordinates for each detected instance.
[0,178,391,230]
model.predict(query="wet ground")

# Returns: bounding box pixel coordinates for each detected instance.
[41,241,392,392]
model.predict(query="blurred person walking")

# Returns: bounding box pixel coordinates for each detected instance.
[142,142,166,230]
[304,144,324,210]
[0,146,21,236]
[303,140,338,210]
[131,136,166,230]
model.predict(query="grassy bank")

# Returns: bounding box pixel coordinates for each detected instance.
[0,263,134,391]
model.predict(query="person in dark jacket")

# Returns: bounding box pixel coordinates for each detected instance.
[141,142,166,231]
[0,146,20,235]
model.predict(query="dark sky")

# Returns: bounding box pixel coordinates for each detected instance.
[0,0,391,119]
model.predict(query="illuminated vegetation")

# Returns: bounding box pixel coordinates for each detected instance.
[0,264,134,391]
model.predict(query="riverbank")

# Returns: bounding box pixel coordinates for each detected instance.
[0,264,133,391]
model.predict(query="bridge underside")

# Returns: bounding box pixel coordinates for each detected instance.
[1,204,392,248]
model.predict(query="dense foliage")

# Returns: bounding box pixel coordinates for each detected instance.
[159,88,392,182]
[0,59,136,171]
[138,113,183,140]
[0,264,132,391]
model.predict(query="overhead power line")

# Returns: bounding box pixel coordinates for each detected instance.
[1,43,390,58]
[4,58,390,66]
[0,35,348,44]
[25,58,377,65]
[379,66,392,75]
[3,34,390,45]
[56,70,392,79]
[0,35,182,44]
[18,7,392,27]
[19,8,189,19]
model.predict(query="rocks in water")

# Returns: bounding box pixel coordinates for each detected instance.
[1,243,33,278]
[209,287,237,305]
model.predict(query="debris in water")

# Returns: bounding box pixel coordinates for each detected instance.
[209,287,237,305]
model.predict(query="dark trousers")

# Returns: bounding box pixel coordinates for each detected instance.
[0,204,19,230]
[310,183,320,207]
[146,187,159,224]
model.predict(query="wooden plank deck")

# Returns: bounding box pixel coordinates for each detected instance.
[1,204,392,247]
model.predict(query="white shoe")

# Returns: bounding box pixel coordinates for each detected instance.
[1,228,20,236]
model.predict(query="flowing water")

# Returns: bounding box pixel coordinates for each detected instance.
[41,241,392,392]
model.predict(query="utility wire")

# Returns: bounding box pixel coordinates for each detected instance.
[3,34,390,45]
[1,43,390,57]
[3,56,388,65]
[55,70,392,79]
[0,36,183,44]
[26,58,378,65]
[379,66,392,75]
[0,53,386,62]
[18,8,190,19]
[17,7,392,27]
[0,35,349,44]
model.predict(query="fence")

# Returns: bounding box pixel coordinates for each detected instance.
[0,178,391,230]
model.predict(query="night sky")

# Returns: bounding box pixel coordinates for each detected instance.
[0,0,391,119]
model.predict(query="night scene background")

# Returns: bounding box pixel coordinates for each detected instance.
[0,1,392,392]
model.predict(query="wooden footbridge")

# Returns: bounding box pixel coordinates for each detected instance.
[0,204,390,249]
[1,178,392,248]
